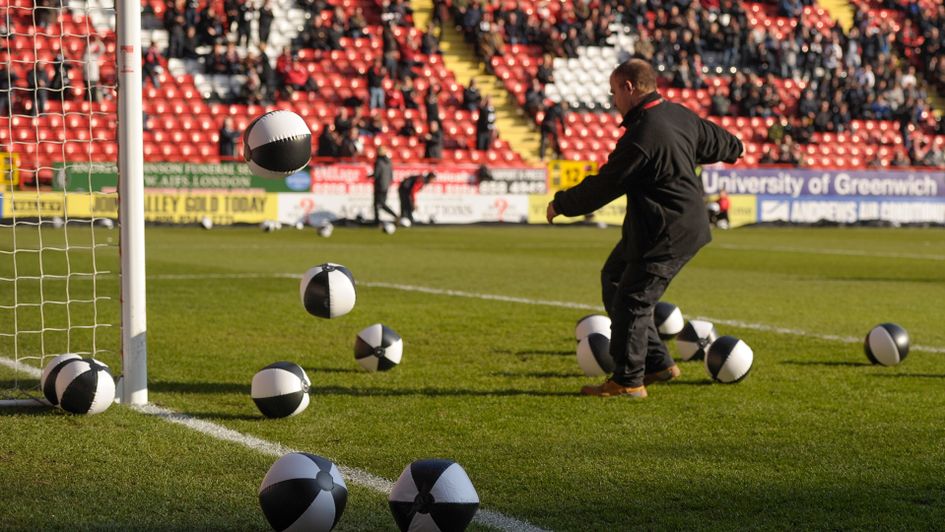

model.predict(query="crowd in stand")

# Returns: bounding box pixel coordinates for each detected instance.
[443,0,944,168]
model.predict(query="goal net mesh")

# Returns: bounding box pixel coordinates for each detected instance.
[0,0,121,401]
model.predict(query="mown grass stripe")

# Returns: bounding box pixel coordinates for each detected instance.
[0,355,548,532]
[141,273,945,355]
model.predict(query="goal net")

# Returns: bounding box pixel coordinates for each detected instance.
[0,0,146,405]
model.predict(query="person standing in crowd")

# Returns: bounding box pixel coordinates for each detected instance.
[398,172,436,225]
[546,60,743,399]
[83,38,104,102]
[475,96,495,150]
[369,146,399,224]
[539,101,566,160]
[258,0,274,45]
[218,117,241,158]
[423,120,443,159]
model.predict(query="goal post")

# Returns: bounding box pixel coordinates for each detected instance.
[0,0,146,406]
[116,0,147,405]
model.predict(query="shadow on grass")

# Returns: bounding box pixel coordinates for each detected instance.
[150,381,248,394]
[303,366,360,374]
[781,360,868,367]
[869,373,945,379]
[314,385,576,397]
[490,370,578,378]
[513,349,575,357]
[180,412,268,421]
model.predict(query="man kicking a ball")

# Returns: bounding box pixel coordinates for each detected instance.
[546,59,743,398]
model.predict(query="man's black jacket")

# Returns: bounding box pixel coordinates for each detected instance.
[552,92,743,265]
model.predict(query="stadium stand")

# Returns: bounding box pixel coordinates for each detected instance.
[1,0,944,187]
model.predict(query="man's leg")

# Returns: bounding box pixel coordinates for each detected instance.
[608,257,692,388]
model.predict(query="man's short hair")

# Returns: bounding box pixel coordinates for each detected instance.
[612,60,657,93]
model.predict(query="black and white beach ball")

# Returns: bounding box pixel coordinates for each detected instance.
[654,302,684,340]
[705,335,753,384]
[54,358,115,414]
[251,361,311,418]
[40,353,81,405]
[389,459,479,532]
[354,323,403,372]
[259,452,347,532]
[575,314,611,342]
[677,319,718,361]
[243,110,312,179]
[577,332,614,377]
[300,263,356,319]
[864,323,910,366]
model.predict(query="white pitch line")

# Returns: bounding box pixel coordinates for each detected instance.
[0,356,548,532]
[713,243,945,261]
[143,273,945,354]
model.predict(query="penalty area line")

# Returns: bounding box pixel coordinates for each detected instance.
[0,356,547,532]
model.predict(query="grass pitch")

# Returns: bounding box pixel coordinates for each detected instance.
[2,224,944,530]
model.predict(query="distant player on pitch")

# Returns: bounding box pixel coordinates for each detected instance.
[546,59,743,398]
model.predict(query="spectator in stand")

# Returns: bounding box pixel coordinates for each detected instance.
[181,26,200,60]
[224,42,244,75]
[463,79,482,111]
[709,85,730,116]
[304,17,338,51]
[258,0,274,44]
[142,43,163,88]
[348,7,367,38]
[890,150,911,167]
[236,0,253,47]
[49,53,71,95]
[423,120,444,159]
[767,116,792,146]
[197,7,225,47]
[338,128,364,157]
[401,77,418,110]
[922,143,945,169]
[369,147,399,224]
[813,101,834,132]
[83,38,104,102]
[316,124,341,157]
[424,84,441,125]
[399,119,418,137]
[421,23,440,55]
[536,55,555,85]
[333,108,352,137]
[399,172,436,225]
[253,44,278,101]
[387,80,406,108]
[794,116,814,144]
[167,14,186,58]
[359,112,384,137]
[27,62,49,115]
[759,146,777,164]
[476,96,496,151]
[539,101,566,161]
[524,79,545,120]
[367,59,386,110]
[277,50,318,98]
[218,117,241,157]
[240,66,265,104]
[206,43,230,75]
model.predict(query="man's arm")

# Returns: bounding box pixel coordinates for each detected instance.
[548,140,647,222]
[696,118,744,164]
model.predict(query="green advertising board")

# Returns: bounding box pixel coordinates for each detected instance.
[53,162,311,193]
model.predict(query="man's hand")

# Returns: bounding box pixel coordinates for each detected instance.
[546,201,558,223]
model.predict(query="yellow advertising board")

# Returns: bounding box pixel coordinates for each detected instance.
[2,191,278,225]
[728,194,756,228]
[1,152,19,187]
[547,160,598,192]
[527,194,626,225]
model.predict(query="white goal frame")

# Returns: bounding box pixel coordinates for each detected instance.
[0,0,146,406]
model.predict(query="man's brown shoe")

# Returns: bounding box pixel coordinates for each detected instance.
[580,379,648,398]
[643,364,681,386]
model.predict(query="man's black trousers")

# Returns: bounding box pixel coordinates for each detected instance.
[601,243,692,387]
